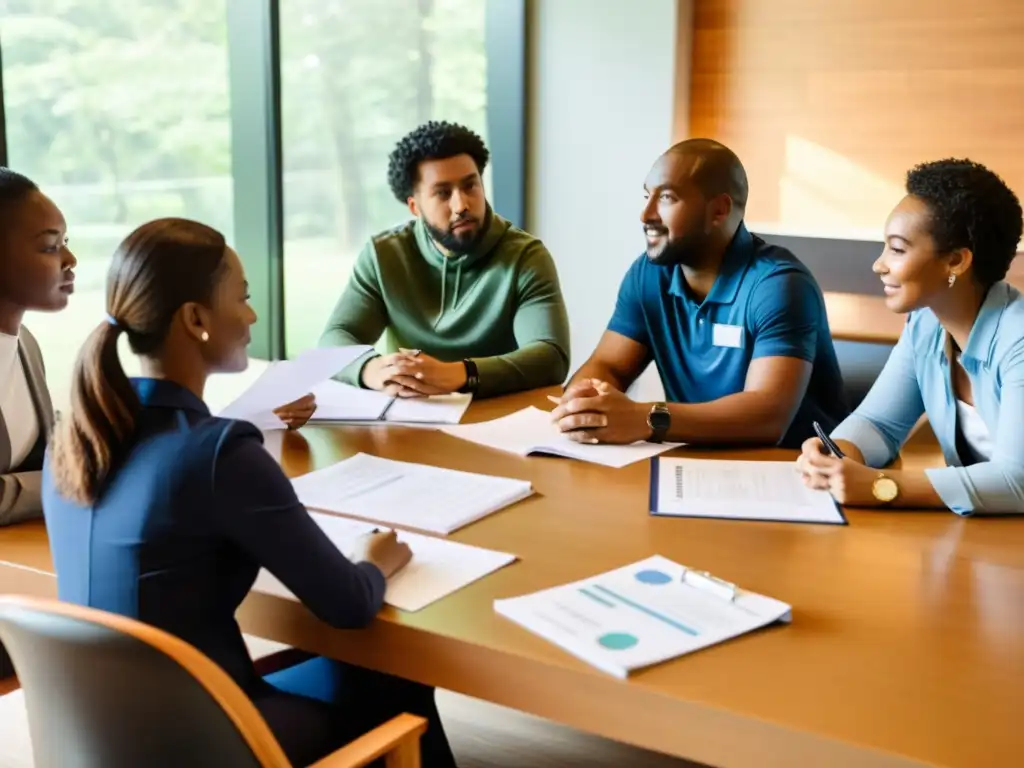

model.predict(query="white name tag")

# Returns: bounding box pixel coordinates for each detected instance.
[712,323,743,348]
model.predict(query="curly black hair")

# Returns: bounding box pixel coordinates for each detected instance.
[906,158,1023,287]
[386,121,489,202]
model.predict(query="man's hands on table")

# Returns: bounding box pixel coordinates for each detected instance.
[549,378,652,445]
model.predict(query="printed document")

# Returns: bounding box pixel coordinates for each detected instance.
[651,458,844,524]
[253,511,516,612]
[290,453,534,535]
[494,555,791,678]
[217,345,372,423]
[441,406,680,468]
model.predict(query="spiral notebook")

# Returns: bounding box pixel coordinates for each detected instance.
[649,457,846,525]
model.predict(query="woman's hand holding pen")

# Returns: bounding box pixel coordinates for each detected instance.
[796,437,878,505]
[351,529,412,578]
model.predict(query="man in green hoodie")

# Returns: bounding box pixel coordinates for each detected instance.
[319,121,571,399]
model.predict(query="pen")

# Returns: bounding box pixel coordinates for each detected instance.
[813,421,845,458]
[379,396,398,421]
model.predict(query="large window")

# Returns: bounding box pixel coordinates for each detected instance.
[0,0,233,409]
[0,0,522,391]
[279,0,489,356]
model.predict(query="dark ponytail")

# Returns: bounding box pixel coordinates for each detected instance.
[50,218,228,504]
[52,320,138,503]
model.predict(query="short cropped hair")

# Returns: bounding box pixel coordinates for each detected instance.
[666,138,749,210]
[386,121,489,202]
[0,167,39,214]
[906,159,1023,287]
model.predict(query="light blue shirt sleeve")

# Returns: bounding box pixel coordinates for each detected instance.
[830,327,926,468]
[924,338,1024,515]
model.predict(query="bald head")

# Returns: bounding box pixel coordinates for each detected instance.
[640,139,749,267]
[665,138,748,211]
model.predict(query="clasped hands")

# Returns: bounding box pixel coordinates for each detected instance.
[361,349,467,397]
[795,438,883,506]
[548,378,652,445]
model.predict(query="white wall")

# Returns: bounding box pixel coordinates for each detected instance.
[526,0,686,397]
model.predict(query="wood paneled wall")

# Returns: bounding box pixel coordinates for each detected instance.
[685,0,1024,239]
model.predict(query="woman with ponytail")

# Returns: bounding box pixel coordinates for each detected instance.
[0,168,74,527]
[43,219,457,767]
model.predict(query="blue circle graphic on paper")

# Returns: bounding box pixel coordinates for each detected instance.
[598,632,639,651]
[635,569,672,585]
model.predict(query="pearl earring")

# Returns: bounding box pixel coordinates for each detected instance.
[200,331,210,342]
[948,274,957,288]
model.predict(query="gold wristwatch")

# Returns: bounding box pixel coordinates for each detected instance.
[871,473,900,504]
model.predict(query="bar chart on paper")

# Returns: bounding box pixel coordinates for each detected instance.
[494,556,791,678]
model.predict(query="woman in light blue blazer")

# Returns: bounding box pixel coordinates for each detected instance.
[798,158,1024,515]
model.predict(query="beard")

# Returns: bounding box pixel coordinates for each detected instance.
[645,227,710,267]
[425,207,490,254]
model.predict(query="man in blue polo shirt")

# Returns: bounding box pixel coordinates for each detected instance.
[552,138,847,448]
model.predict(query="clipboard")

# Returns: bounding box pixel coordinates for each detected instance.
[649,456,847,526]
[493,554,793,678]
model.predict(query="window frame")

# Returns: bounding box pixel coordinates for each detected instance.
[0,0,527,361]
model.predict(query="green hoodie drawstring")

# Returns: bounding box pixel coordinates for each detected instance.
[435,257,448,328]
[434,256,465,327]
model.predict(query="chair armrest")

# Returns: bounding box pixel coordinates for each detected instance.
[308,713,428,768]
[251,648,315,677]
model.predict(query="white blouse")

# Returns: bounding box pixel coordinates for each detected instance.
[956,399,993,462]
[0,332,40,468]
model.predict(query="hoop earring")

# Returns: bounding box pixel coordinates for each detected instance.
[200,331,210,342]
[948,274,957,288]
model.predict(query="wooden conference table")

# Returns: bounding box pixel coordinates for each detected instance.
[2,390,1023,768]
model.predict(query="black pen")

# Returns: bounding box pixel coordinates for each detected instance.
[813,421,845,458]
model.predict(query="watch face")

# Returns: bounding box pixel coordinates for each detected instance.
[873,477,899,502]
[649,408,670,431]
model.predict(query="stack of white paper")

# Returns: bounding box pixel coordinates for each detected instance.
[441,406,680,468]
[495,555,792,678]
[217,345,372,424]
[651,457,845,525]
[309,379,472,425]
[252,510,517,612]
[290,453,534,535]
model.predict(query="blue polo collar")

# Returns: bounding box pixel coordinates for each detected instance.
[668,223,756,304]
[131,378,210,416]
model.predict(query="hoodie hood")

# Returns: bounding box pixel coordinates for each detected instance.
[413,206,511,326]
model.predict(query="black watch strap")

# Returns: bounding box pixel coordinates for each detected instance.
[647,402,670,443]
[459,359,480,394]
